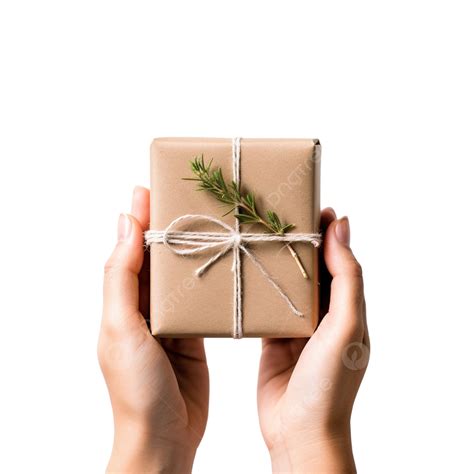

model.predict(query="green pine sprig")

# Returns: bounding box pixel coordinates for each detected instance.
[183,154,295,234]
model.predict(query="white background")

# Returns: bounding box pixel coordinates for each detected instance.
[1,1,473,472]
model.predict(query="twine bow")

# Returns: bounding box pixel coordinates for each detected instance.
[145,214,322,337]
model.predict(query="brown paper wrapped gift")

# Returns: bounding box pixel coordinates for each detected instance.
[147,137,321,338]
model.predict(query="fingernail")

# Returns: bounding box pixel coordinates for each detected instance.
[335,216,350,246]
[131,186,139,214]
[117,213,132,241]
[132,185,141,201]
[327,207,337,219]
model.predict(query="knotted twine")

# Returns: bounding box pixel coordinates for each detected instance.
[144,137,323,338]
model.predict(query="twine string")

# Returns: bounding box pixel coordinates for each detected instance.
[232,137,243,338]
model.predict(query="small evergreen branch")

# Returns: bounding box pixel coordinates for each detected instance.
[183,154,309,278]
[183,154,295,234]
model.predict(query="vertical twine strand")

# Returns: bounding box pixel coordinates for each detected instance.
[232,137,242,339]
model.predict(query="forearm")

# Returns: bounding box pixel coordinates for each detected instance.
[270,432,356,473]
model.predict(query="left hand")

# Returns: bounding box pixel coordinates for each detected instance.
[98,186,209,474]
[257,208,369,473]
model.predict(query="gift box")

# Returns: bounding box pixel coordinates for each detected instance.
[146,137,322,338]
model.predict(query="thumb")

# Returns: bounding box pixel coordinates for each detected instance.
[102,213,146,333]
[323,216,365,339]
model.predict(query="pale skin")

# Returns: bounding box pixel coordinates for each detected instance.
[98,186,369,473]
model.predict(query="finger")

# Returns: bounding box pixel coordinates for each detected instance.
[323,216,365,338]
[102,213,146,332]
[258,338,308,392]
[160,338,207,366]
[320,206,337,229]
[131,186,150,230]
[319,207,337,320]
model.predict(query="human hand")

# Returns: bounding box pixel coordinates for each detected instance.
[98,186,209,474]
[257,208,369,473]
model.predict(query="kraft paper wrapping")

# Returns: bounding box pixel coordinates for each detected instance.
[149,137,321,337]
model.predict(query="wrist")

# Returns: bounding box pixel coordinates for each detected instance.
[269,429,356,473]
[107,418,196,474]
